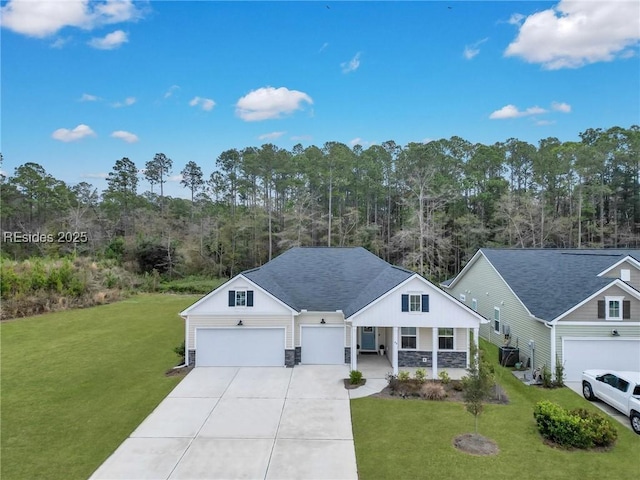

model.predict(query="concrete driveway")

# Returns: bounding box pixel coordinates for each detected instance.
[90,366,358,480]
[565,381,632,432]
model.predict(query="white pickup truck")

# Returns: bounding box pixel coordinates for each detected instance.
[582,370,640,434]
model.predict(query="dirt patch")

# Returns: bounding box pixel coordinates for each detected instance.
[370,379,509,404]
[344,378,367,389]
[453,433,499,456]
[165,365,194,377]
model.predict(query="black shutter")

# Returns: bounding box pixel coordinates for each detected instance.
[247,290,254,307]
[597,300,605,319]
[623,300,630,319]
[422,294,429,312]
[401,294,409,312]
[228,290,236,307]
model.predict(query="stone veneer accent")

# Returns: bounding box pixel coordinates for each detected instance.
[398,350,432,367]
[188,350,196,365]
[285,349,296,367]
[437,351,467,368]
[295,347,301,365]
[344,347,351,364]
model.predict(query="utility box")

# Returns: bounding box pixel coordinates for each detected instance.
[499,346,519,367]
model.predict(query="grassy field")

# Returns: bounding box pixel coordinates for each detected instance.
[351,341,640,480]
[1,294,199,480]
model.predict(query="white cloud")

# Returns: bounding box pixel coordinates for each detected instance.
[489,104,547,119]
[81,172,108,179]
[79,93,99,102]
[164,85,180,98]
[341,52,361,73]
[535,120,556,126]
[236,86,313,122]
[291,135,313,142]
[112,96,136,108]
[50,36,71,48]
[189,96,216,111]
[551,101,571,113]
[168,174,183,182]
[508,13,525,25]
[258,131,286,140]
[111,130,138,143]
[505,1,640,69]
[88,29,127,50]
[0,0,144,38]
[463,38,488,60]
[51,124,96,142]
[319,42,329,53]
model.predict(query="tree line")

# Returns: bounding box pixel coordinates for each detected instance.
[1,125,639,281]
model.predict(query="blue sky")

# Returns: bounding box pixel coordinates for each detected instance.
[2,0,639,198]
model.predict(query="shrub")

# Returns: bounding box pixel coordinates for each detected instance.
[533,401,617,448]
[554,356,565,388]
[386,373,399,393]
[415,368,427,383]
[438,370,451,385]
[541,364,554,388]
[398,371,410,381]
[421,382,447,400]
[349,370,363,385]
[174,341,185,360]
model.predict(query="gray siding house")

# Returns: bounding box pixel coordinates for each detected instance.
[180,247,487,377]
[444,249,640,381]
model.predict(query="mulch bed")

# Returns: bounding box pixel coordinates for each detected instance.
[370,379,509,404]
[344,378,367,389]
[165,364,194,377]
[453,433,500,456]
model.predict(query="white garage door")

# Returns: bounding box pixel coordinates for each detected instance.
[301,326,345,365]
[196,328,285,366]
[563,338,640,381]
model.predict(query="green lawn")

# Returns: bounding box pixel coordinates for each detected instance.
[1,294,199,480]
[351,341,640,480]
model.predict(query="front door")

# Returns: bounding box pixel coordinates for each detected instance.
[361,327,376,351]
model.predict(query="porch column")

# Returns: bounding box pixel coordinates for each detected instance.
[351,325,357,371]
[432,327,438,379]
[392,327,399,375]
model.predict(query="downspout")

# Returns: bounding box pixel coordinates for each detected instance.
[545,321,555,375]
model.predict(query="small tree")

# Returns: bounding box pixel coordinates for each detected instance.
[462,340,494,433]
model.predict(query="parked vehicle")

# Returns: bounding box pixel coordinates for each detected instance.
[581,370,640,434]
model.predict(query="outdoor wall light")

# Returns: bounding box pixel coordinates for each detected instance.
[320,318,326,324]
[237,320,243,326]
[611,329,620,336]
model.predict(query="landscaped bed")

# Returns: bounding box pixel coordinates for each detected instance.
[350,341,640,480]
[0,294,198,480]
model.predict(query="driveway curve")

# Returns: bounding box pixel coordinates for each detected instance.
[90,365,358,480]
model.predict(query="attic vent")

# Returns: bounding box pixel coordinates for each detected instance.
[621,269,631,281]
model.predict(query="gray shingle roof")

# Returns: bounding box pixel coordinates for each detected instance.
[242,247,414,317]
[481,249,640,320]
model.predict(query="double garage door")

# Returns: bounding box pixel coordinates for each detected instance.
[563,338,640,381]
[195,326,345,366]
[196,328,285,367]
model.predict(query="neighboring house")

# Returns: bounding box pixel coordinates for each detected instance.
[443,249,640,381]
[180,247,487,377]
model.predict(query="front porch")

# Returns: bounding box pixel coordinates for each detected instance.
[349,325,478,379]
[355,352,468,381]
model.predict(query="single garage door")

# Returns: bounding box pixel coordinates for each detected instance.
[563,338,640,381]
[196,328,285,366]
[301,326,345,365]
